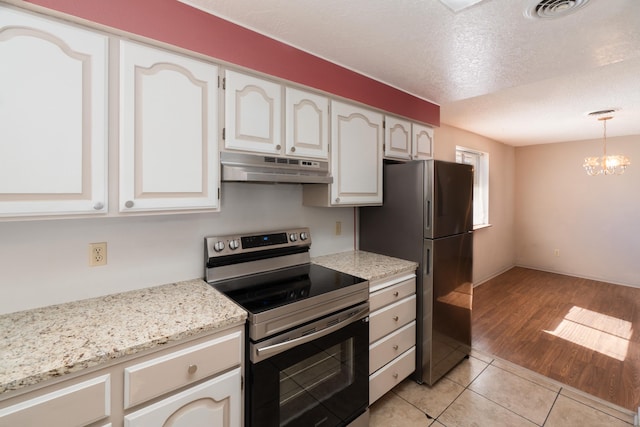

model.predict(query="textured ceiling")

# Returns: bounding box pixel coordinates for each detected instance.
[180,0,640,146]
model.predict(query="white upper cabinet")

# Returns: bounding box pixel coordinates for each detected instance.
[331,101,383,205]
[285,87,329,159]
[0,6,108,217]
[385,116,434,161]
[412,123,434,160]
[224,70,282,155]
[305,100,383,206]
[384,116,412,160]
[119,40,219,212]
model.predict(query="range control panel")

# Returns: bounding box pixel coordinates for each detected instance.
[205,227,311,258]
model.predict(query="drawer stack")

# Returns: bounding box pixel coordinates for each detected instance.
[368,273,417,404]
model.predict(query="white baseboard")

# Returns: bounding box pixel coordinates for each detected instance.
[473,264,516,288]
[515,263,639,289]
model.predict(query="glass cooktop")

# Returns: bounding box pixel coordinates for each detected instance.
[211,263,366,314]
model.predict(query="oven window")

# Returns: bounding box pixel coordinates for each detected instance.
[279,340,354,425]
[249,315,368,427]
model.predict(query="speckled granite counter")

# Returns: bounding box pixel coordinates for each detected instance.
[0,279,246,396]
[313,250,417,282]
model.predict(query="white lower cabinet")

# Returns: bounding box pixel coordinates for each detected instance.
[368,272,417,404]
[369,321,416,375]
[0,374,110,427]
[123,330,242,409]
[369,347,416,405]
[122,328,243,427]
[124,368,241,427]
[0,326,243,427]
[369,294,416,343]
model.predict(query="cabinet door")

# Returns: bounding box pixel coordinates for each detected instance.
[330,101,383,205]
[285,87,328,159]
[0,6,108,217]
[384,116,412,160]
[124,368,241,427]
[119,40,219,212]
[224,70,282,155]
[412,123,434,160]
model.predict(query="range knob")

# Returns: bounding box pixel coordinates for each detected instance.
[213,241,225,252]
[300,232,308,241]
[229,239,239,250]
[289,233,298,242]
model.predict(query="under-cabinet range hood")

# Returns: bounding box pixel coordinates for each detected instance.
[220,152,332,184]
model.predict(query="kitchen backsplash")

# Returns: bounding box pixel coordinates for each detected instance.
[0,182,355,315]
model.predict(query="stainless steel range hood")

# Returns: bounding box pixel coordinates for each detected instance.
[220,152,332,184]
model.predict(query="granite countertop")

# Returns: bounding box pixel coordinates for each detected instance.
[0,251,412,398]
[313,250,417,282]
[0,279,247,396]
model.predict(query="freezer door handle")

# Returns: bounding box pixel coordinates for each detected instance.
[426,247,431,275]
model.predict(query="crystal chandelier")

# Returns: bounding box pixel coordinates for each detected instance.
[583,113,630,176]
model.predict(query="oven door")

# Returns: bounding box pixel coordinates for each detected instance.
[248,304,369,427]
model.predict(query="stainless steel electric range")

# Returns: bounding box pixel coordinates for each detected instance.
[205,228,370,427]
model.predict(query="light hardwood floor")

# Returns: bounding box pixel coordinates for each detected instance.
[472,267,640,411]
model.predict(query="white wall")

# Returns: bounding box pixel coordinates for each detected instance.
[515,134,640,287]
[21,122,633,315]
[0,183,355,314]
[435,124,517,285]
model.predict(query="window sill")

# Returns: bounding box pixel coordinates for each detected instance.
[473,223,492,230]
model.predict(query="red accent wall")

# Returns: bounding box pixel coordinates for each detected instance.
[25,0,439,125]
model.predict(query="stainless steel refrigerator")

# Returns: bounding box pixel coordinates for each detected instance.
[360,159,473,385]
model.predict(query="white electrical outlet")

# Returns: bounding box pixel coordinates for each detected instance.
[89,242,107,266]
[335,221,342,236]
[553,249,560,257]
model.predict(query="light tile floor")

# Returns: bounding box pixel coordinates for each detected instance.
[370,350,637,427]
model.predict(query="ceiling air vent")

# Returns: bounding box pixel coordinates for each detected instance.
[525,0,591,19]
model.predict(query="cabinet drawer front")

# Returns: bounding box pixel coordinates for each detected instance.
[124,331,242,408]
[369,321,416,375]
[369,347,415,404]
[369,277,416,312]
[0,374,110,427]
[369,295,416,343]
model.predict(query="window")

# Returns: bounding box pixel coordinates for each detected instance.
[456,146,489,227]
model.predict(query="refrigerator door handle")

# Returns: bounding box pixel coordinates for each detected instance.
[425,199,431,231]
[426,247,431,274]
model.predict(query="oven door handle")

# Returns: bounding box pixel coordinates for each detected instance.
[253,305,369,361]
